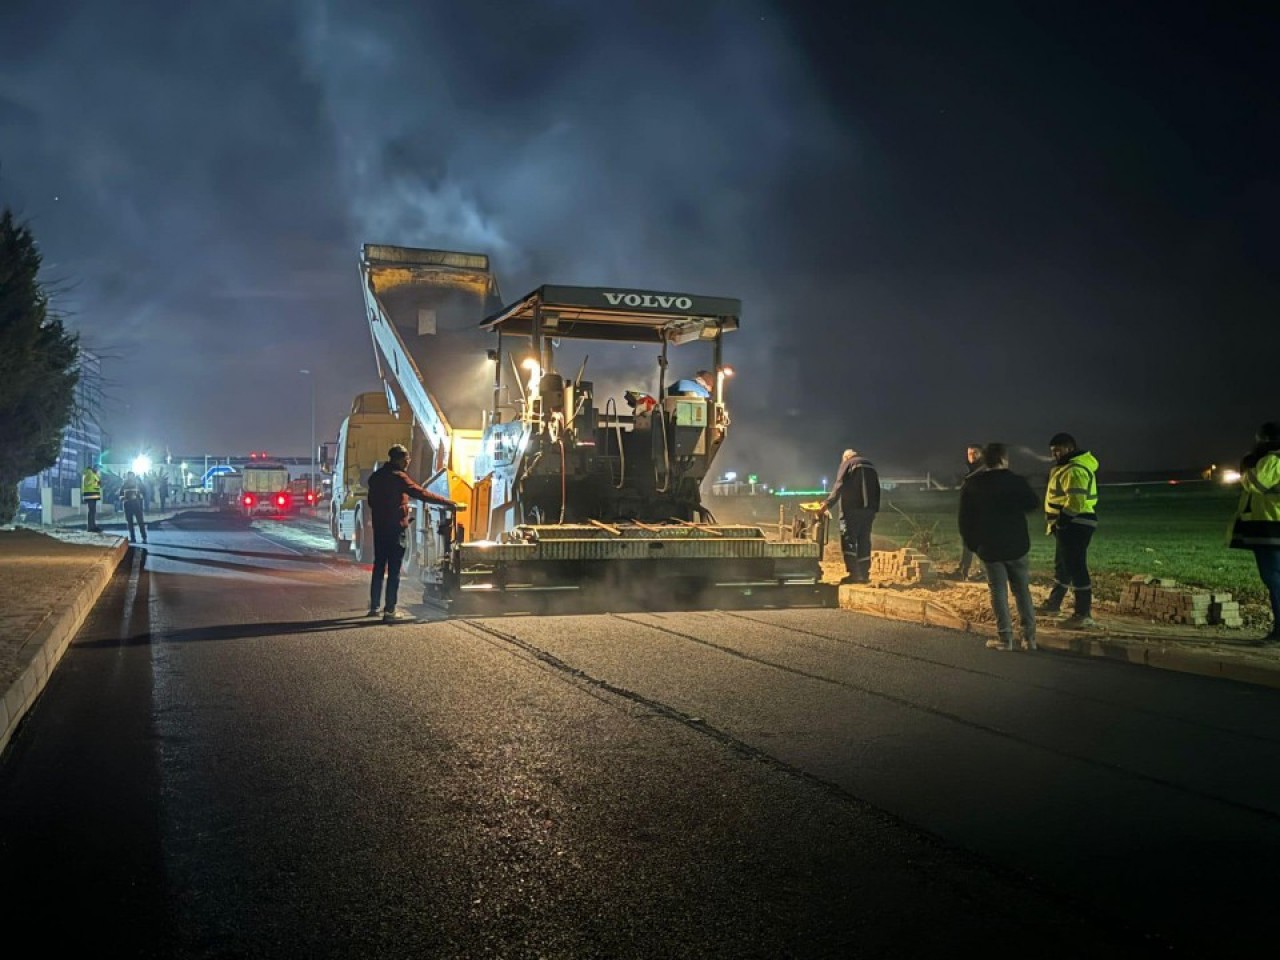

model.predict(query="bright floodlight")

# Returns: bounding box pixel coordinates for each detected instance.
[719,365,735,378]
[132,454,152,474]
[521,357,543,394]
[724,471,738,482]
[1222,469,1241,484]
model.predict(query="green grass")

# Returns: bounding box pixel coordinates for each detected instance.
[875,481,1264,605]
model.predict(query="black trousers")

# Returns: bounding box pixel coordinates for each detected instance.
[839,508,876,580]
[370,528,407,612]
[1048,523,1094,615]
[86,498,99,531]
[124,501,147,542]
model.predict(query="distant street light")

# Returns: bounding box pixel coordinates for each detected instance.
[300,369,316,499]
[132,454,152,474]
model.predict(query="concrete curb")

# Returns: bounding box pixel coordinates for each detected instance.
[0,538,129,755]
[837,584,1280,691]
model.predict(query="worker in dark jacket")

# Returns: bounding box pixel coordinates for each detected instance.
[366,444,458,623]
[119,471,147,544]
[958,443,1040,651]
[956,444,986,580]
[822,448,881,584]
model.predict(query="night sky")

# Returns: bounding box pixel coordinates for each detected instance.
[1,1,1274,484]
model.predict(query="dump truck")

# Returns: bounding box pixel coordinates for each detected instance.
[355,243,825,610]
[239,461,292,515]
[322,391,411,558]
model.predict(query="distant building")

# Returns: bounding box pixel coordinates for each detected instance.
[18,351,104,520]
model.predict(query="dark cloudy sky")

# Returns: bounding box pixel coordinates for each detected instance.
[0,0,1274,483]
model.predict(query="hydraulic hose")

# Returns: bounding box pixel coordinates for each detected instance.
[605,397,625,489]
[559,439,567,524]
[655,407,671,494]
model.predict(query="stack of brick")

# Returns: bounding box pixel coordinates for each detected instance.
[1117,576,1242,627]
[870,548,934,584]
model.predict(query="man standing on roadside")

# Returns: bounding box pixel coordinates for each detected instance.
[1040,432,1099,629]
[958,443,1040,651]
[822,447,881,584]
[81,463,102,533]
[119,471,147,544]
[366,444,459,623]
[956,444,986,580]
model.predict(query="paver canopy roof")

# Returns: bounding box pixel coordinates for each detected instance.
[480,285,741,343]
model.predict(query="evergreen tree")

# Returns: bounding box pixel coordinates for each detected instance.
[0,210,80,524]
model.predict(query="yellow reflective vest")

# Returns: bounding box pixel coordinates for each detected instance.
[1229,451,1280,548]
[1044,450,1099,533]
[81,468,102,501]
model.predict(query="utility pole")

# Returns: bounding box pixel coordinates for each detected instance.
[300,369,316,498]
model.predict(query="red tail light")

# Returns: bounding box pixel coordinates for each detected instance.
[242,494,255,507]
[305,491,316,504]
[275,493,288,508]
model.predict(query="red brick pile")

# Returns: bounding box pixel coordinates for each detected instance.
[1118,576,1243,627]
[870,548,935,584]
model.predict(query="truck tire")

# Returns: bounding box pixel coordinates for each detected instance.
[331,509,351,554]
[401,523,415,574]
[353,505,374,564]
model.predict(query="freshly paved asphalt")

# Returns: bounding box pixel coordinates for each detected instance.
[3,510,1278,957]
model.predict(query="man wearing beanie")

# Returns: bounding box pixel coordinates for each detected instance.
[822,447,881,584]
[1229,421,1280,644]
[1039,432,1099,628]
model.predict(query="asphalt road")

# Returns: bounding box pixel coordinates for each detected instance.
[3,509,1279,957]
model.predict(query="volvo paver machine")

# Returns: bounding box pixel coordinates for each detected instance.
[358,244,825,611]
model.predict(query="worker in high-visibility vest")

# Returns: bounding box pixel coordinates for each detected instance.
[1039,432,1099,629]
[1229,421,1280,645]
[81,464,102,533]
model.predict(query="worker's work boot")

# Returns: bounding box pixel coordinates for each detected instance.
[1037,585,1067,615]
[383,609,415,624]
[1059,615,1097,630]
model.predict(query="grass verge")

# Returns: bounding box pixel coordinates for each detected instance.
[874,481,1264,606]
